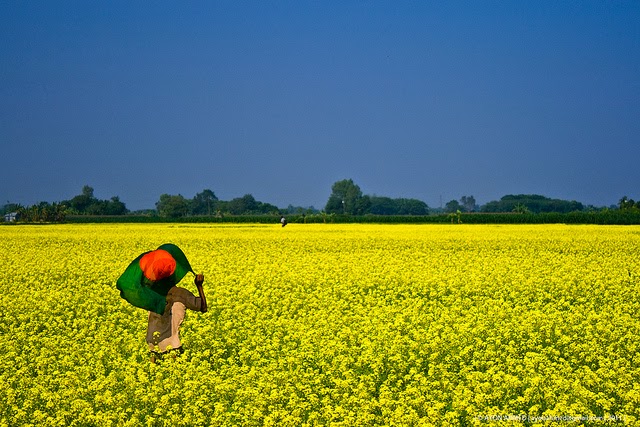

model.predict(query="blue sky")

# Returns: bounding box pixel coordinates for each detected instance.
[1,1,638,211]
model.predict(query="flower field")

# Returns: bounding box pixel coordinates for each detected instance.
[1,223,639,426]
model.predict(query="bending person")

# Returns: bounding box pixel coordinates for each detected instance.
[147,273,207,362]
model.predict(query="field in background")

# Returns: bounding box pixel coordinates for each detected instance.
[1,223,639,426]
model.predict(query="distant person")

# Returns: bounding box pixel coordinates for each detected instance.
[281,216,287,227]
[116,244,207,362]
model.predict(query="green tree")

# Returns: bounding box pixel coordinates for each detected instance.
[15,201,66,222]
[156,194,189,218]
[221,194,278,215]
[460,195,476,212]
[619,196,638,211]
[192,189,218,215]
[227,194,258,215]
[69,185,96,213]
[395,198,429,215]
[105,196,128,215]
[369,196,429,215]
[63,185,128,215]
[368,196,396,215]
[481,194,584,213]
[2,202,21,216]
[325,179,370,215]
[81,185,94,198]
[445,199,462,213]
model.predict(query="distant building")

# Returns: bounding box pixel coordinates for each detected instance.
[4,212,17,222]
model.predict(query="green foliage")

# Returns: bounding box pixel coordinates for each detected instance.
[445,199,462,213]
[219,194,279,215]
[445,195,477,213]
[156,194,190,218]
[325,179,370,215]
[191,189,218,215]
[368,196,429,215]
[283,204,320,216]
[1,203,21,217]
[63,211,640,225]
[8,181,638,225]
[154,191,278,218]
[327,180,429,215]
[448,210,462,223]
[15,202,67,223]
[460,195,477,212]
[619,196,640,211]
[61,185,128,216]
[513,203,530,214]
[481,194,584,214]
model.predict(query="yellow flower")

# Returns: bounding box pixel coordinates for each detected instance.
[1,223,639,425]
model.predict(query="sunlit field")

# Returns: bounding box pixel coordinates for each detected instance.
[1,223,639,426]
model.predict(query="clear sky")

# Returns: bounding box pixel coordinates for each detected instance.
[2,1,639,211]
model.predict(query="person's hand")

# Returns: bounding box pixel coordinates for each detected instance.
[194,274,205,286]
[194,273,207,313]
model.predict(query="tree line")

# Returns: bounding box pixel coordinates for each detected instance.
[2,180,635,223]
[322,179,619,215]
[3,186,127,222]
[156,191,283,218]
[324,179,429,215]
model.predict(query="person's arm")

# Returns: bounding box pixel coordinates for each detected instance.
[194,273,207,313]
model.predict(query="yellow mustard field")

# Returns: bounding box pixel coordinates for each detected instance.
[1,223,639,426]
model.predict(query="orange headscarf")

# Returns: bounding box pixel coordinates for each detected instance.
[139,249,177,281]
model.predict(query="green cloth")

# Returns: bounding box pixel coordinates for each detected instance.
[116,243,194,314]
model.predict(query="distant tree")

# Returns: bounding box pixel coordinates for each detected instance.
[481,194,584,213]
[325,179,370,215]
[51,202,67,222]
[445,199,462,213]
[63,185,128,215]
[326,181,429,215]
[260,202,280,214]
[395,198,429,215]
[619,196,639,211]
[369,196,396,215]
[105,196,128,215]
[69,185,96,212]
[1,202,20,215]
[355,195,372,215]
[284,204,319,216]
[82,185,94,198]
[227,194,258,215]
[222,194,279,215]
[619,196,630,209]
[156,194,189,218]
[16,201,66,222]
[460,195,476,212]
[192,189,218,215]
[85,200,105,215]
[369,196,429,215]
